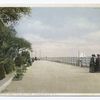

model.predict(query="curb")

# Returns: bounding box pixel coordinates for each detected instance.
[0,73,15,93]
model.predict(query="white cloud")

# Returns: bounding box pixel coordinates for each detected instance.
[15,8,100,57]
[75,17,97,29]
[86,31,100,42]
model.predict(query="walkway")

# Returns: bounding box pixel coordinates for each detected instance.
[2,61,100,93]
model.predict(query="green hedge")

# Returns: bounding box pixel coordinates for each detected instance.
[3,59,15,74]
[0,63,5,80]
[14,55,22,67]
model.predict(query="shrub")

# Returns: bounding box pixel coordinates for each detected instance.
[3,59,15,74]
[0,62,5,80]
[14,54,22,67]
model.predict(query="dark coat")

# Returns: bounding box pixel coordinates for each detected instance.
[96,57,100,71]
[89,57,96,73]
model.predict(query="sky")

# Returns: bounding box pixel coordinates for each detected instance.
[15,7,100,57]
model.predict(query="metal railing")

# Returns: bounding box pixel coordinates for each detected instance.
[41,57,91,67]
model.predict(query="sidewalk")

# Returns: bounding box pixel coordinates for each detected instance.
[1,61,100,93]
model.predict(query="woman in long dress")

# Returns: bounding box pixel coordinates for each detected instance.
[89,54,96,73]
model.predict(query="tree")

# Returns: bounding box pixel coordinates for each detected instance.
[0,7,32,60]
[7,36,32,60]
[0,8,32,79]
[13,37,31,50]
[0,7,31,24]
[21,50,31,65]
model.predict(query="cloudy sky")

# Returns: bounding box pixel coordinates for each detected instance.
[15,7,100,57]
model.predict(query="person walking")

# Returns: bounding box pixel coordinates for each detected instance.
[89,54,96,73]
[96,54,100,72]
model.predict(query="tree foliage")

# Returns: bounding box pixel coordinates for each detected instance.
[13,37,31,50]
[21,51,31,65]
[0,7,31,24]
[0,7,32,79]
[0,7,32,60]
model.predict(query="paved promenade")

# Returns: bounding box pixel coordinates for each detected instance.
[2,61,100,93]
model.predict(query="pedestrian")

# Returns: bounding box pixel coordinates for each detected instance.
[96,54,100,72]
[89,54,96,73]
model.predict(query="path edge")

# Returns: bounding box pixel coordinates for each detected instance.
[0,73,15,93]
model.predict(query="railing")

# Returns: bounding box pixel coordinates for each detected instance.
[41,57,91,67]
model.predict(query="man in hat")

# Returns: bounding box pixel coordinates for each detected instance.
[89,54,96,73]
